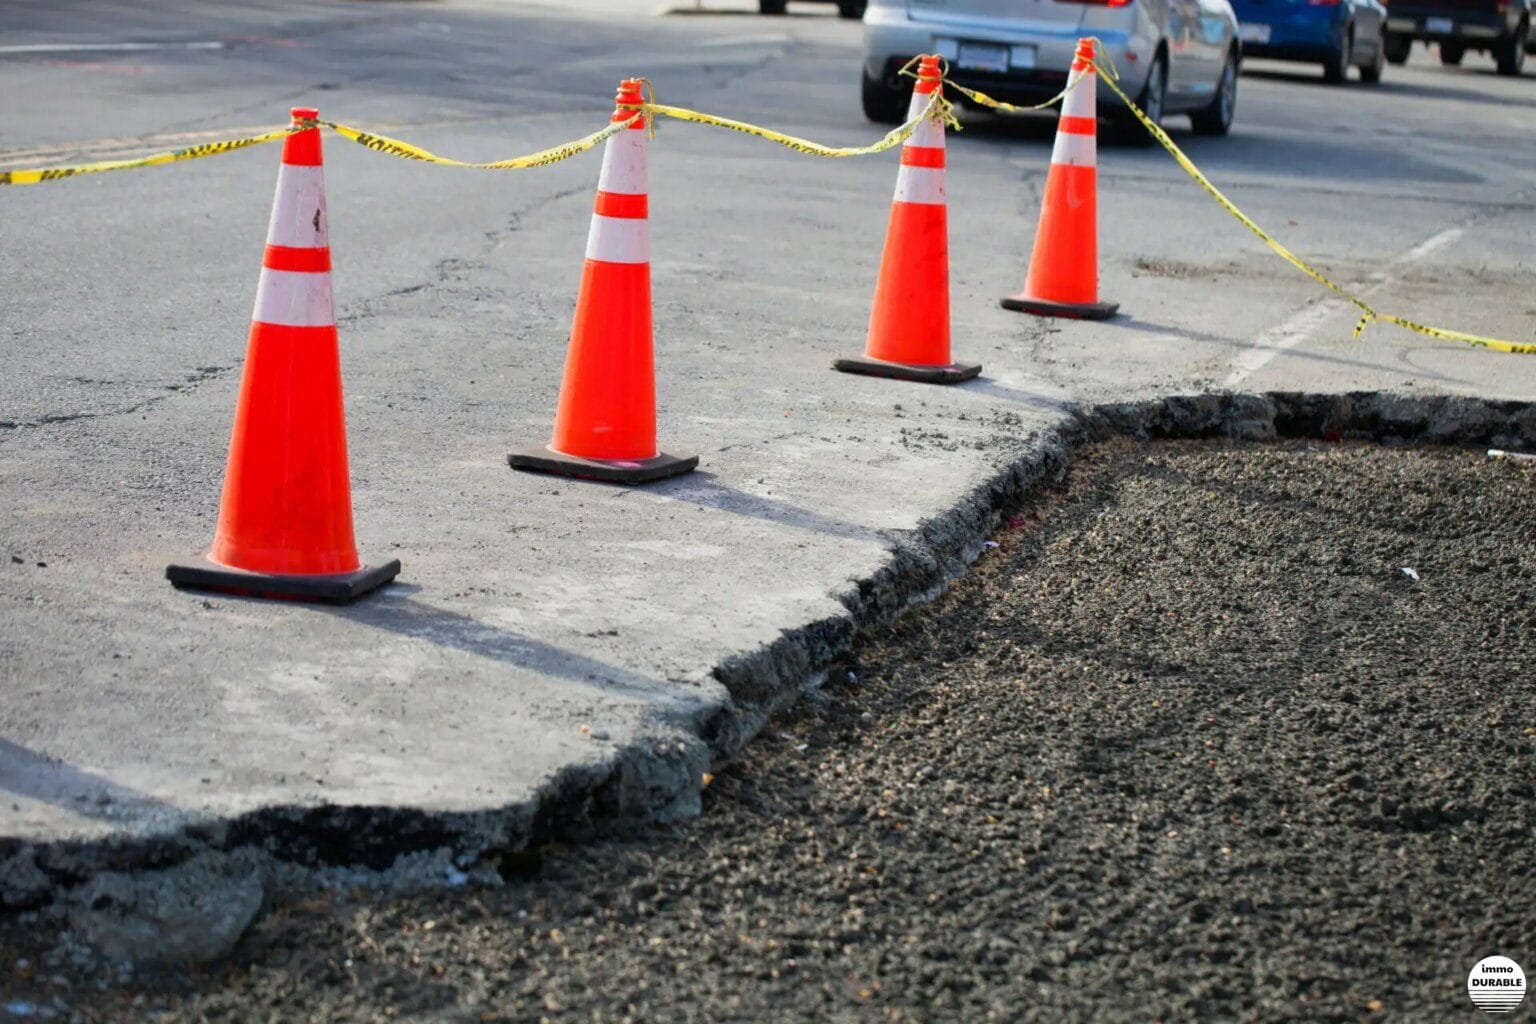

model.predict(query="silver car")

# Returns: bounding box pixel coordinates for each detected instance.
[862,0,1242,138]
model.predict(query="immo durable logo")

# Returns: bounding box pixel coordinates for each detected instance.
[1468,956,1526,1014]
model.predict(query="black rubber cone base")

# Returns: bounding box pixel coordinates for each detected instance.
[509,446,698,485]
[1000,295,1119,321]
[833,355,982,385]
[166,556,401,605]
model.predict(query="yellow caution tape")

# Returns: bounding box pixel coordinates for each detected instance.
[942,80,1080,115]
[2,91,944,186]
[319,115,640,169]
[1076,45,1536,356]
[649,87,954,158]
[0,126,298,186]
[895,51,1085,115]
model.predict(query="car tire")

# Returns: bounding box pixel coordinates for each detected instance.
[1190,49,1238,135]
[1383,32,1412,63]
[861,68,907,125]
[1440,41,1465,64]
[1113,51,1166,146]
[1495,22,1527,74]
[1360,29,1387,81]
[759,0,787,13]
[1323,27,1353,82]
[837,0,866,17]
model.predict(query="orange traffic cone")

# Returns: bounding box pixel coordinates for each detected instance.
[835,54,979,386]
[1002,39,1118,320]
[509,79,697,485]
[167,107,399,604]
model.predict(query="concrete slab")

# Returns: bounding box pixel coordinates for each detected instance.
[2,0,1534,883]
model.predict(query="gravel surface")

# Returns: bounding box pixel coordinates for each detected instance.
[5,439,1534,1022]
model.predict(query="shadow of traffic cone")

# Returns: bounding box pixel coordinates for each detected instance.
[1002,39,1118,320]
[509,79,697,485]
[835,54,979,386]
[166,107,400,604]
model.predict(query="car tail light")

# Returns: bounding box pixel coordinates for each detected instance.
[1307,0,1341,6]
[1055,0,1134,7]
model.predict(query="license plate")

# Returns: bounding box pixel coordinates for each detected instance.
[1239,22,1271,43]
[1426,16,1454,32]
[956,41,1010,73]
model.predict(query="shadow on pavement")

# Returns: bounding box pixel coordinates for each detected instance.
[333,592,697,710]
[1243,65,1524,103]
[0,738,179,820]
[650,472,882,543]
[962,378,1074,412]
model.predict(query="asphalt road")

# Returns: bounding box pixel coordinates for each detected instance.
[5,0,1535,420]
[1,0,1534,973]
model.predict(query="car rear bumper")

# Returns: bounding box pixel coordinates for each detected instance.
[1235,8,1345,58]
[1385,10,1514,41]
[867,55,1146,113]
[864,12,1150,107]
[1241,40,1340,61]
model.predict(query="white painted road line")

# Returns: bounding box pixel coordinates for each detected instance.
[0,41,224,54]
[1224,224,1469,387]
[1403,226,1464,262]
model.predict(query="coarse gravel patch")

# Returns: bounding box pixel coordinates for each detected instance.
[4,438,1533,1022]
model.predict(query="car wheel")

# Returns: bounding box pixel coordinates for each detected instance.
[1114,51,1166,146]
[1191,49,1238,135]
[759,0,787,13]
[1383,32,1412,63]
[1323,27,1353,82]
[1360,29,1387,81]
[861,68,906,125]
[1440,41,1465,64]
[837,0,866,17]
[1495,22,1528,74]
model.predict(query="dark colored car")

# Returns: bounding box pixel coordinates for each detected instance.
[1383,0,1533,74]
[1229,0,1389,82]
[760,0,867,15]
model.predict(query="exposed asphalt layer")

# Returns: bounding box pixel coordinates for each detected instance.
[6,439,1535,1022]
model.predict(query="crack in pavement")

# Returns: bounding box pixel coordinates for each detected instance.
[0,364,235,437]
[337,184,589,327]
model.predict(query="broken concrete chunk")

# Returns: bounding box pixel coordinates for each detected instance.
[0,849,52,910]
[66,850,264,968]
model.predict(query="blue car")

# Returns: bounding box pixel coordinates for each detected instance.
[1229,0,1389,82]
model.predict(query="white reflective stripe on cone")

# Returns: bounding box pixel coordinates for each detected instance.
[908,111,945,150]
[252,269,335,327]
[585,213,650,264]
[265,164,329,249]
[1050,131,1096,168]
[905,89,946,150]
[1061,66,1096,121]
[893,165,946,206]
[596,129,647,195]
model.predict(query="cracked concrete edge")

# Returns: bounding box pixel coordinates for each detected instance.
[3,389,1534,965]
